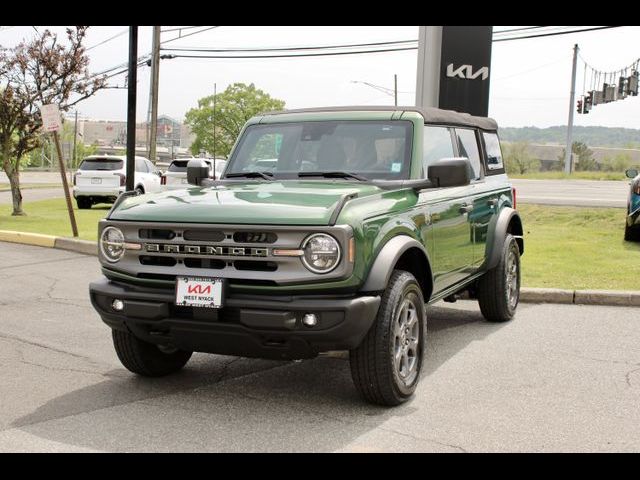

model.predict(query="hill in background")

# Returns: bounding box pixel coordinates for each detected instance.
[500,126,640,148]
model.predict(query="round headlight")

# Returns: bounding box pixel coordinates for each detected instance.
[100,226,125,263]
[301,233,341,274]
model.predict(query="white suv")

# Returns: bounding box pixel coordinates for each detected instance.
[161,157,227,190]
[73,155,162,209]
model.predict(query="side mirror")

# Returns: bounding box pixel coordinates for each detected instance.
[625,168,639,179]
[428,157,471,188]
[187,159,210,186]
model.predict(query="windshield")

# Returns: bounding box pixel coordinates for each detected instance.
[79,158,123,171]
[224,121,413,180]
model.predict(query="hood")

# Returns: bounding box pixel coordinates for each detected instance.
[109,181,383,225]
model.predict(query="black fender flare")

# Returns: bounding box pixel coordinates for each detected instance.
[482,207,524,270]
[360,236,432,293]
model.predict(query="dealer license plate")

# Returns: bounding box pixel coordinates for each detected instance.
[175,277,224,309]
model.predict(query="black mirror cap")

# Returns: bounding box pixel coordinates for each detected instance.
[187,159,210,186]
[625,168,639,179]
[428,157,471,188]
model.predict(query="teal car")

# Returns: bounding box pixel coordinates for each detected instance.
[625,168,640,242]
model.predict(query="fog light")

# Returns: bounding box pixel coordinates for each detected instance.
[112,299,124,311]
[302,313,317,327]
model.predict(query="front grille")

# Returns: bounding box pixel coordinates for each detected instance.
[183,230,226,242]
[106,221,353,287]
[184,258,226,269]
[139,228,175,240]
[234,260,277,272]
[233,231,277,244]
[140,256,176,267]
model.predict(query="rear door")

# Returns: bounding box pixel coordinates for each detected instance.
[422,125,475,293]
[453,128,495,267]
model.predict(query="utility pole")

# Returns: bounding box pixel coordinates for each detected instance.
[213,82,217,158]
[564,44,579,174]
[394,74,398,106]
[126,26,138,192]
[148,26,161,163]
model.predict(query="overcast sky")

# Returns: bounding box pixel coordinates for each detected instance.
[1,25,639,129]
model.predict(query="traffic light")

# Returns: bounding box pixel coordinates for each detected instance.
[584,92,592,114]
[576,99,583,114]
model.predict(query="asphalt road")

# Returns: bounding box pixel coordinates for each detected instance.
[1,241,639,452]
[0,173,631,208]
[511,179,628,208]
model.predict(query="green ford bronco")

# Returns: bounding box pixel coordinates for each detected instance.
[90,106,523,406]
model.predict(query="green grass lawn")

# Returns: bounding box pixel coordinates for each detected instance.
[510,171,627,181]
[1,198,638,290]
[0,197,108,241]
[518,204,639,290]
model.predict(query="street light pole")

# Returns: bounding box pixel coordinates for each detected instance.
[394,74,398,106]
[126,26,138,192]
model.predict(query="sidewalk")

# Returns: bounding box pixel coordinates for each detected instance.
[1,230,638,308]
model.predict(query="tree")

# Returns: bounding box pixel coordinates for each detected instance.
[185,83,285,158]
[503,141,540,174]
[557,141,597,172]
[0,27,105,215]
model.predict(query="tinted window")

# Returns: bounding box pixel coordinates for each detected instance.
[482,132,504,172]
[227,121,413,180]
[135,158,148,173]
[423,126,454,173]
[79,158,123,171]
[455,128,482,180]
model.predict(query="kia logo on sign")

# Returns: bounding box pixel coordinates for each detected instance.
[188,284,211,295]
[446,64,489,81]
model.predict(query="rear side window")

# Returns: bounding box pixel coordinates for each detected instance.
[79,158,123,171]
[135,158,149,173]
[482,132,505,173]
[168,160,189,172]
[423,126,454,173]
[454,128,482,180]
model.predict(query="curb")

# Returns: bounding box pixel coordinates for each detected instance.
[0,231,638,307]
[0,230,96,256]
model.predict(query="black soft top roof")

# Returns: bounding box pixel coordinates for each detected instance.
[262,105,498,131]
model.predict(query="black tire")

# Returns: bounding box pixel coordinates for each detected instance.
[477,234,520,322]
[112,329,192,377]
[624,215,640,242]
[76,197,91,209]
[135,186,145,195]
[350,270,426,406]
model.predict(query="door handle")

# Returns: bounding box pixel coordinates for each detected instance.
[459,203,474,214]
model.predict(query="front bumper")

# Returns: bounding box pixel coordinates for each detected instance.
[90,277,380,360]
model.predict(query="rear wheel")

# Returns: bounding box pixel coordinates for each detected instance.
[477,234,520,322]
[624,211,640,241]
[350,270,426,406]
[76,197,91,209]
[112,330,192,377]
[135,186,145,195]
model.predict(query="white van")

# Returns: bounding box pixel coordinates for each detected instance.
[73,155,162,209]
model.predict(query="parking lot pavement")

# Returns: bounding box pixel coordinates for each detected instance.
[0,241,639,452]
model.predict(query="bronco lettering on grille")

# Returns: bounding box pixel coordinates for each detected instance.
[145,243,268,257]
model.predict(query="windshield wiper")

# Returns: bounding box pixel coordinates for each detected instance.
[298,171,368,181]
[225,171,274,181]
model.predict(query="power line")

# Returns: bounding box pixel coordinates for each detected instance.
[160,26,202,33]
[86,28,128,51]
[169,46,418,59]
[160,26,221,45]
[161,39,417,53]
[493,26,621,42]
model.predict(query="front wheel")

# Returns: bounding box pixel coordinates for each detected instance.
[477,234,521,322]
[112,330,192,377]
[624,218,640,242]
[350,270,426,406]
